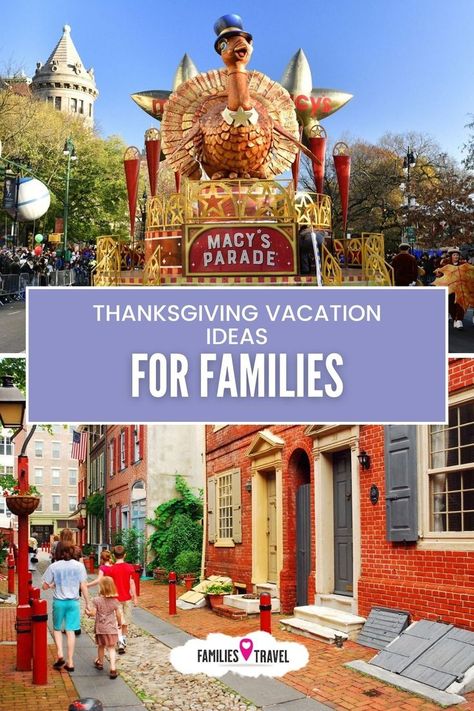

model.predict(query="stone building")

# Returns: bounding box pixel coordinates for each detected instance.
[31,25,98,128]
[204,358,474,635]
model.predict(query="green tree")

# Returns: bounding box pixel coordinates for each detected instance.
[147,476,203,572]
[0,89,130,242]
[0,357,25,392]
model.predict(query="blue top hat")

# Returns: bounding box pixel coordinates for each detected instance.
[214,14,253,53]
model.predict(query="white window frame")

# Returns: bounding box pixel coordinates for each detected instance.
[34,440,44,458]
[133,425,140,463]
[109,442,115,476]
[120,431,126,470]
[52,495,60,512]
[418,388,474,550]
[68,468,77,486]
[51,468,61,486]
[51,441,61,459]
[216,471,234,547]
[34,467,43,485]
[68,495,77,512]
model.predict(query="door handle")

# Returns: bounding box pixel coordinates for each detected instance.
[346,493,352,501]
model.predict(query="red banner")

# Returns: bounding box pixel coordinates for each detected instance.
[145,138,161,197]
[123,147,141,237]
[333,145,351,233]
[187,225,296,275]
[309,135,327,194]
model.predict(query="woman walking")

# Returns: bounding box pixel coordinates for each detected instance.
[87,576,123,679]
[42,545,91,672]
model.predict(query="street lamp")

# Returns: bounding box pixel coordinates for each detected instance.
[63,137,77,261]
[401,147,417,246]
[0,376,36,671]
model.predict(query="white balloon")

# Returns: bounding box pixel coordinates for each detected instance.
[6,177,51,222]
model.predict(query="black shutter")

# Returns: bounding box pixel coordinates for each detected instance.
[385,425,418,542]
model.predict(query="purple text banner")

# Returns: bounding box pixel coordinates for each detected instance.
[27,287,447,424]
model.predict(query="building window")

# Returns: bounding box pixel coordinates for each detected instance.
[89,103,92,117]
[52,495,60,512]
[0,465,14,476]
[51,469,60,486]
[217,473,233,540]
[71,97,77,112]
[0,436,12,456]
[34,468,43,485]
[52,442,61,459]
[79,99,84,114]
[109,442,114,476]
[47,96,53,105]
[133,425,140,462]
[429,400,474,532]
[36,498,42,512]
[54,96,61,110]
[68,469,77,486]
[69,495,77,512]
[120,431,126,470]
[34,441,43,458]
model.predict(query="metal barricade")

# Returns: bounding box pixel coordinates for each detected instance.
[0,274,22,304]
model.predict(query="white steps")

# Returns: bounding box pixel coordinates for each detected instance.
[316,593,357,614]
[281,617,349,644]
[281,604,365,644]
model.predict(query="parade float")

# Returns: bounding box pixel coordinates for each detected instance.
[93,14,392,287]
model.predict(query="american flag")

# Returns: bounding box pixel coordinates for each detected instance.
[71,430,88,461]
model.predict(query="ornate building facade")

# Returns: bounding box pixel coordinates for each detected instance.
[31,25,98,128]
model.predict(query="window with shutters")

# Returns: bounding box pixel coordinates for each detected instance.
[133,425,140,462]
[109,442,114,477]
[218,473,233,541]
[208,469,241,546]
[428,399,474,533]
[120,431,126,470]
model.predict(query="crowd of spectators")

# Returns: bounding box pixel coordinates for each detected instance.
[0,244,96,286]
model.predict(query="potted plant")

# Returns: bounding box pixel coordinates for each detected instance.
[206,581,233,609]
[1,474,40,516]
[174,550,201,589]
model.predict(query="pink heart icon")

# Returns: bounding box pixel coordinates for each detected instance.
[239,638,253,661]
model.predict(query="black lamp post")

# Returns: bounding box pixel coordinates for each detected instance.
[63,138,78,259]
[401,147,417,245]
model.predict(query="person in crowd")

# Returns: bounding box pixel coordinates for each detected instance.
[50,534,60,562]
[28,536,38,572]
[435,247,468,329]
[391,243,419,286]
[42,544,91,672]
[87,549,113,588]
[86,576,123,680]
[107,546,137,655]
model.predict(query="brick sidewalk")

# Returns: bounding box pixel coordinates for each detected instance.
[138,580,474,711]
[0,577,77,711]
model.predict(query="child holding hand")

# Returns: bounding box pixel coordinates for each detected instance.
[86,576,123,679]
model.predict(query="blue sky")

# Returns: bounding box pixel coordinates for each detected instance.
[2,0,473,161]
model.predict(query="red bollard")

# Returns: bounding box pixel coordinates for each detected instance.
[8,554,15,594]
[259,592,272,633]
[168,571,177,615]
[31,598,48,685]
[29,586,40,605]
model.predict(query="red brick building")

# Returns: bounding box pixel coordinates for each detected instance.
[205,358,474,629]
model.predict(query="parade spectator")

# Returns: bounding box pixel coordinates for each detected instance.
[435,247,467,329]
[391,243,419,286]
[42,544,91,672]
[86,576,123,680]
[107,545,137,655]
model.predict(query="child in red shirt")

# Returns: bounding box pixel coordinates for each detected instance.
[107,545,137,654]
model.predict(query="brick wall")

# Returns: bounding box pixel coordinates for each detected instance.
[206,425,315,613]
[358,359,474,629]
[106,425,147,542]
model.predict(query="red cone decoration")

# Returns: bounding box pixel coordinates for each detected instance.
[144,128,161,197]
[308,124,327,194]
[333,142,351,234]
[291,126,304,191]
[174,172,182,193]
[123,146,141,237]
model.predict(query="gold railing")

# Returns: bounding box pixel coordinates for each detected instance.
[92,236,121,286]
[120,242,145,270]
[295,192,332,229]
[321,243,343,285]
[142,244,162,286]
[146,179,332,230]
[362,232,393,285]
